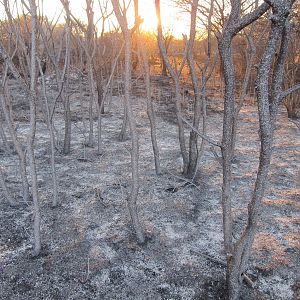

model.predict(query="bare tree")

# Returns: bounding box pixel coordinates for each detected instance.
[94,1,115,154]
[155,0,189,175]
[217,0,299,298]
[74,0,97,148]
[27,0,42,256]
[134,0,161,175]
[111,0,145,244]
[0,0,42,256]
[218,0,268,287]
[59,0,72,155]
[184,0,218,178]
[0,0,30,203]
[37,56,59,207]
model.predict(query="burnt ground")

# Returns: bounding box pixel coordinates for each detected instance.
[0,74,299,299]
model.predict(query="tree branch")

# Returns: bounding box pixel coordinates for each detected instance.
[234,2,270,35]
[179,114,222,148]
[280,83,300,100]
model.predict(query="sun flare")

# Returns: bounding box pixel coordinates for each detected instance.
[41,0,189,38]
[0,1,190,38]
[136,1,189,37]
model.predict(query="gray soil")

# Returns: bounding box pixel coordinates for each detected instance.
[0,75,299,299]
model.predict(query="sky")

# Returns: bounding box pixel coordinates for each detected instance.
[0,0,191,38]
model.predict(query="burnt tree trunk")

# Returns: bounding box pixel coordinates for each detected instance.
[112,0,145,244]
[27,0,41,256]
[218,1,295,299]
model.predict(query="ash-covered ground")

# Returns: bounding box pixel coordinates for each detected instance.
[0,75,299,299]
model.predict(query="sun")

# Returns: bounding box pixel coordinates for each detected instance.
[137,1,189,38]
[0,0,189,39]
[139,5,158,34]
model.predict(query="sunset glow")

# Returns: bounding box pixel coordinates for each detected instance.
[137,1,190,37]
[0,0,190,38]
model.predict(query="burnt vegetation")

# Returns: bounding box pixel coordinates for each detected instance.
[0,0,299,299]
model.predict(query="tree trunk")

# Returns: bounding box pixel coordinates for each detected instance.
[112,0,145,244]
[87,62,95,147]
[63,92,71,154]
[96,70,103,154]
[219,33,235,259]
[218,1,293,298]
[38,58,59,207]
[96,68,105,115]
[142,51,161,175]
[28,0,41,256]
[63,6,71,155]
[119,103,128,141]
[185,0,202,179]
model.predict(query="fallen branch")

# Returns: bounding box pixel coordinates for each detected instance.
[190,249,226,267]
[166,170,202,192]
[242,273,255,288]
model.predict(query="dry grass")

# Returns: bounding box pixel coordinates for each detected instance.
[263,198,300,210]
[284,233,300,249]
[252,232,291,269]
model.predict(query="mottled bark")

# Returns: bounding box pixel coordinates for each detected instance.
[28,0,41,256]
[219,31,236,260]
[218,1,294,299]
